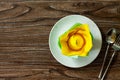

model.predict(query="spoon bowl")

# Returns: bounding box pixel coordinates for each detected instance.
[106,28,116,44]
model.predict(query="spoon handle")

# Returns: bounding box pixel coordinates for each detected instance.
[101,51,116,80]
[98,44,110,79]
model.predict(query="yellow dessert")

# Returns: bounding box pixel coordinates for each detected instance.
[59,23,93,57]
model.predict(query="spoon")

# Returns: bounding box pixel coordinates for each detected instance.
[98,28,117,79]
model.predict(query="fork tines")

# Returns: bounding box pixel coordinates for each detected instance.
[115,34,120,45]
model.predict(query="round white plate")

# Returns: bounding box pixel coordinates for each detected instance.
[49,15,102,68]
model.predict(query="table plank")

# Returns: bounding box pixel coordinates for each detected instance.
[0,1,120,80]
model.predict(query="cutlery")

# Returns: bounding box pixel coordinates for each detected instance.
[98,28,116,79]
[101,34,120,80]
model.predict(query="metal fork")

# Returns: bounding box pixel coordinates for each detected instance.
[101,34,120,80]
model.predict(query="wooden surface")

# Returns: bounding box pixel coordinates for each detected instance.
[0,0,120,80]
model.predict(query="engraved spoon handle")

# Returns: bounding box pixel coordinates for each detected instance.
[101,51,116,80]
[98,44,110,79]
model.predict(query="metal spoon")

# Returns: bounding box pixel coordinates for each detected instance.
[101,34,120,80]
[98,28,117,79]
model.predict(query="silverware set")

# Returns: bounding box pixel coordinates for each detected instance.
[98,28,120,80]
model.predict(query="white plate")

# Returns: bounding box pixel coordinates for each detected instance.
[49,15,102,68]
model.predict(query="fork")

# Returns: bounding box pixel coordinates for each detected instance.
[101,34,120,80]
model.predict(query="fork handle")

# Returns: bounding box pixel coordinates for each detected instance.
[98,44,110,79]
[101,51,116,80]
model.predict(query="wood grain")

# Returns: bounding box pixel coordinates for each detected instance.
[0,1,120,80]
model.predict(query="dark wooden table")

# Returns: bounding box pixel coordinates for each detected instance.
[0,0,120,80]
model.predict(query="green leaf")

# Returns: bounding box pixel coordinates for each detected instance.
[58,37,62,49]
[69,23,82,31]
